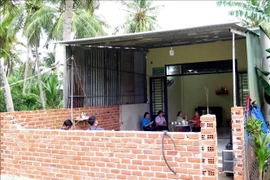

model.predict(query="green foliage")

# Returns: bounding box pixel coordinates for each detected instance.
[113,0,162,34]
[0,85,41,112]
[42,73,63,109]
[254,133,270,180]
[256,49,270,100]
[245,117,270,180]
[246,117,264,136]
[0,70,62,112]
[217,0,270,36]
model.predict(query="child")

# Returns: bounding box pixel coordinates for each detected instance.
[60,119,73,130]
[88,116,104,130]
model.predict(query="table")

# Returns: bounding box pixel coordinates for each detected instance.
[170,124,193,132]
[74,117,89,126]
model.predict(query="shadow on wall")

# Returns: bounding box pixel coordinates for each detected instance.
[120,103,150,131]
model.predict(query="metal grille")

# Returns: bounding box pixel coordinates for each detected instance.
[239,73,249,106]
[244,107,259,180]
[66,47,147,107]
[150,77,167,116]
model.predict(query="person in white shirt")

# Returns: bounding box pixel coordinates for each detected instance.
[155,110,167,131]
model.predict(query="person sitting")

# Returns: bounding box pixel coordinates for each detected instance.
[189,110,201,132]
[155,110,167,131]
[88,116,104,130]
[60,119,73,130]
[176,111,189,132]
[141,112,154,131]
[176,111,184,122]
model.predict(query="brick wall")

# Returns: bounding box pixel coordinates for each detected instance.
[0,106,119,130]
[1,114,218,180]
[231,107,246,180]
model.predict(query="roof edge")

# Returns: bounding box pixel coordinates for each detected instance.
[54,21,245,45]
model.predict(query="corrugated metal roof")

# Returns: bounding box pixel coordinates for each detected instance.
[55,22,249,48]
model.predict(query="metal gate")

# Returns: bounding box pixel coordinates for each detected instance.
[149,77,168,120]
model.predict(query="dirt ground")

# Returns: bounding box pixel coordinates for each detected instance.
[266,161,270,180]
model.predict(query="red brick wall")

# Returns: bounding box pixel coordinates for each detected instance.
[0,106,119,130]
[231,107,246,180]
[1,115,218,180]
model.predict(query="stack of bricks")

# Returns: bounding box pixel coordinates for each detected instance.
[200,115,218,180]
[231,107,245,180]
[0,106,120,130]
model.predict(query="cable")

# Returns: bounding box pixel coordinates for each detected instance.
[162,130,177,175]
[0,57,71,90]
[73,57,91,106]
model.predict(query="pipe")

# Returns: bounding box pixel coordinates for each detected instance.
[232,32,237,107]
[71,55,75,129]
[162,131,177,174]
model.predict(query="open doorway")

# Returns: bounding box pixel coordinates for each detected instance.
[165,60,236,137]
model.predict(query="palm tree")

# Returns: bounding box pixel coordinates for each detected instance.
[63,0,74,40]
[0,59,14,112]
[46,0,107,43]
[217,0,270,35]
[0,1,20,112]
[22,0,53,110]
[113,0,162,34]
[1,0,108,110]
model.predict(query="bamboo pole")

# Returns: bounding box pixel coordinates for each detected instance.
[205,87,209,114]
[70,55,75,129]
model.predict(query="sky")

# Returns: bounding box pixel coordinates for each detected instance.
[18,1,238,62]
[97,1,237,34]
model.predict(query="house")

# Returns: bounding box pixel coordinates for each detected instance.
[55,22,269,132]
[1,22,268,180]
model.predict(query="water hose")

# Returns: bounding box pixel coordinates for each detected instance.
[162,130,177,174]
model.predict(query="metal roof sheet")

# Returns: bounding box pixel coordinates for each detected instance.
[55,22,249,48]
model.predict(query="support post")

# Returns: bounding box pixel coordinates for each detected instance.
[230,28,246,107]
[232,32,237,107]
[70,56,75,129]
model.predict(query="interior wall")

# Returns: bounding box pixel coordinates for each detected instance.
[167,73,233,127]
[120,103,150,131]
[146,39,247,102]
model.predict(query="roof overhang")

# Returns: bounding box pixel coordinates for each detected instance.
[55,22,249,49]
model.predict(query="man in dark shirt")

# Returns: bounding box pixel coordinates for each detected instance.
[60,119,73,130]
[88,116,104,130]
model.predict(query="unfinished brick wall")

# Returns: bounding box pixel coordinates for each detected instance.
[231,107,246,180]
[1,114,218,180]
[0,106,119,130]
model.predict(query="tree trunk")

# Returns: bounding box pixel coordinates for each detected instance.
[0,58,14,112]
[35,43,46,110]
[62,0,74,108]
[63,0,73,41]
[23,43,30,94]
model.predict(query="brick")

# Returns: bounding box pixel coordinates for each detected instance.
[202,177,217,180]
[187,133,199,139]
[1,106,220,180]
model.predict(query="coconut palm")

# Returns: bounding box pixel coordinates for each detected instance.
[113,0,162,34]
[0,2,21,112]
[45,0,107,42]
[217,0,270,34]
[1,0,108,110]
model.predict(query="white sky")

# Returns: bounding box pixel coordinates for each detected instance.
[18,1,237,62]
[97,1,237,34]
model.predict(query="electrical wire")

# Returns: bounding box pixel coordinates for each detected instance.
[0,57,71,90]
[162,130,177,175]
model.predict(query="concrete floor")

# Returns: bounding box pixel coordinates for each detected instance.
[218,174,233,180]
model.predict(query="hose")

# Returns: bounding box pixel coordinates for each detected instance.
[162,130,177,175]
